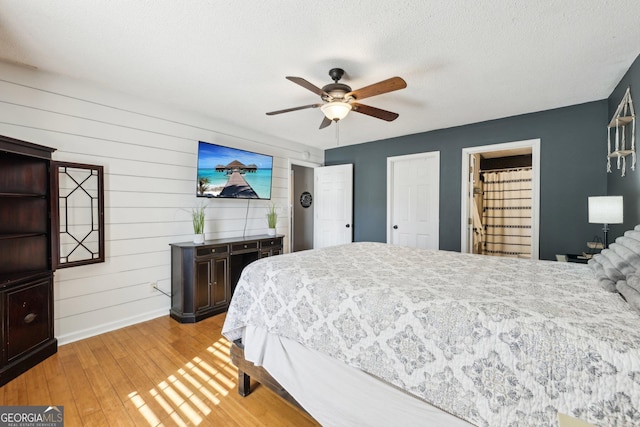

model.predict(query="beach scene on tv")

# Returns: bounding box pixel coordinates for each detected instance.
[197,142,273,199]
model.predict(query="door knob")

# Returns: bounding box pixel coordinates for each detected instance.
[346,224,350,228]
[393,225,398,229]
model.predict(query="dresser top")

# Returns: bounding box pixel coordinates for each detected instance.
[170,234,284,248]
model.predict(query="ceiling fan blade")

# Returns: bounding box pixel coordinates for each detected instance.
[352,102,399,121]
[266,103,323,115]
[286,76,329,97]
[319,116,332,129]
[346,77,407,101]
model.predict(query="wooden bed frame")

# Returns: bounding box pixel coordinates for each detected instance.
[230,339,306,411]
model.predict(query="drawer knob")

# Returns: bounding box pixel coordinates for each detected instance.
[24,313,37,324]
[211,249,216,253]
[244,244,247,248]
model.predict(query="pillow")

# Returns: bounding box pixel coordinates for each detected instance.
[588,257,619,292]
[588,225,640,294]
[616,279,640,313]
[610,244,640,276]
[601,246,636,276]
[627,272,640,293]
[624,230,640,242]
[614,236,640,262]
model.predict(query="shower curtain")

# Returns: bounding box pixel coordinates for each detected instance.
[481,168,532,258]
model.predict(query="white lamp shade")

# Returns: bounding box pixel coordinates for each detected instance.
[588,196,624,224]
[320,101,352,121]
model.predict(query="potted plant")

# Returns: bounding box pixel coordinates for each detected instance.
[266,202,277,236]
[192,202,206,244]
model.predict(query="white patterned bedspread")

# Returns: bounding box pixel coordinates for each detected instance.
[222,242,640,427]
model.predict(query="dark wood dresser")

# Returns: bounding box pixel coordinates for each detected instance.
[170,235,283,323]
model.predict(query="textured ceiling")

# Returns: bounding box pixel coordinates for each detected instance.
[1,1,639,150]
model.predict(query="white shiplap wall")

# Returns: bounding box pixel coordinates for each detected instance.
[0,62,323,345]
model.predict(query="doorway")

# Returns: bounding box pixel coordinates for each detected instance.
[461,139,540,259]
[289,161,354,252]
[290,164,315,252]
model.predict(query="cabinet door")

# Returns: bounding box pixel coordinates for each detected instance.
[195,257,229,313]
[6,278,52,362]
[194,259,211,312]
[211,257,229,309]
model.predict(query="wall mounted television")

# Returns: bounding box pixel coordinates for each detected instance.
[196,141,273,199]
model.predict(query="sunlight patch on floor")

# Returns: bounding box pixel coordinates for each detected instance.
[194,358,235,389]
[185,360,229,397]
[130,337,234,425]
[177,367,221,406]
[128,391,162,426]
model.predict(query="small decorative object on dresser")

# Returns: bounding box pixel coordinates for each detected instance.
[192,202,206,244]
[266,202,277,236]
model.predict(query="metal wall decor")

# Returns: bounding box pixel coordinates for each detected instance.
[300,191,312,208]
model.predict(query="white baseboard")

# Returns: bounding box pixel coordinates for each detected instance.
[57,307,168,346]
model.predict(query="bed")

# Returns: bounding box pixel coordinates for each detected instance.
[222,240,640,426]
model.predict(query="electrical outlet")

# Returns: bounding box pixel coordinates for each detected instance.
[150,281,157,293]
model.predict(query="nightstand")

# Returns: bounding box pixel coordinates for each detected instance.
[556,254,590,264]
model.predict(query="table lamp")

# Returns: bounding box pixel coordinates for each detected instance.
[588,196,624,249]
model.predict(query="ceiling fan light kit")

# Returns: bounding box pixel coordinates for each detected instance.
[320,101,352,121]
[266,68,406,129]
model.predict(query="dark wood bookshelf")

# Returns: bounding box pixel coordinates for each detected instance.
[0,135,57,386]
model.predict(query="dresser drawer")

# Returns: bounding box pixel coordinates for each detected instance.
[231,241,258,253]
[6,278,52,362]
[260,238,282,249]
[196,245,229,257]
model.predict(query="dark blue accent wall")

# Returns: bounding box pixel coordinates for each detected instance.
[608,54,640,240]
[325,101,608,260]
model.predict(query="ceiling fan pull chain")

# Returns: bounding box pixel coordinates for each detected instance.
[336,120,340,146]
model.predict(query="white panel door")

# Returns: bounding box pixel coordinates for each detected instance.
[387,152,439,249]
[314,164,353,249]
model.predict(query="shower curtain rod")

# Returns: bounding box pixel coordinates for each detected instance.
[480,166,533,173]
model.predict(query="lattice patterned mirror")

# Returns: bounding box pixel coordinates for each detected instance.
[54,161,104,268]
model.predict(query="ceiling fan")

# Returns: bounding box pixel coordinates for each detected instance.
[266,68,407,129]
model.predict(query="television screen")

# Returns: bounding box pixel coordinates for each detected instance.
[196,141,273,199]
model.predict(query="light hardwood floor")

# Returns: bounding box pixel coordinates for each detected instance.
[0,313,319,426]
